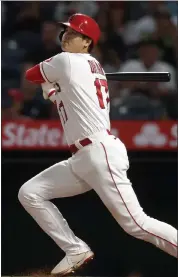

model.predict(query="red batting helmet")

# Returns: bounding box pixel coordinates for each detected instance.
[59,13,101,45]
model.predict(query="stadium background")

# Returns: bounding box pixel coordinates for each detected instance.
[1,1,177,277]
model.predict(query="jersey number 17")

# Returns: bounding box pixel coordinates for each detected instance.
[58,78,109,125]
[95,78,110,109]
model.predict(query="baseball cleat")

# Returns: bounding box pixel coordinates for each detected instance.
[51,250,94,276]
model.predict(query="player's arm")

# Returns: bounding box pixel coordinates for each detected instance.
[25,63,45,84]
[25,53,70,102]
[25,53,70,84]
[25,64,57,102]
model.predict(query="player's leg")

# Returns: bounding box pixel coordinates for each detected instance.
[71,136,177,257]
[18,160,91,255]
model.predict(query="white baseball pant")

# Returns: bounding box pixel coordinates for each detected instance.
[18,130,177,257]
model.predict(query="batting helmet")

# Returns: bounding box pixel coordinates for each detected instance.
[59,13,101,45]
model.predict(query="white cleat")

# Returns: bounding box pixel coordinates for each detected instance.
[51,250,94,276]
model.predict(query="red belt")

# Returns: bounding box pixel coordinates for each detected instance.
[69,130,111,154]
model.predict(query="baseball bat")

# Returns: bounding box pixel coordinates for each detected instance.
[105,72,171,82]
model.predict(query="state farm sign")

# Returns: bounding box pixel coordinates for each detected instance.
[1,120,177,150]
[2,121,67,149]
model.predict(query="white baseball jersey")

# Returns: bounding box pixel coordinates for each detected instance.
[40,52,110,145]
[21,54,177,264]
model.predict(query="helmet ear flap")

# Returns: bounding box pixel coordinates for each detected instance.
[59,27,66,42]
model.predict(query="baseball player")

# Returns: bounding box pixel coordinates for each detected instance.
[18,14,177,276]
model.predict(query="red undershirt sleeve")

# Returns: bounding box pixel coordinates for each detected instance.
[25,64,45,84]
